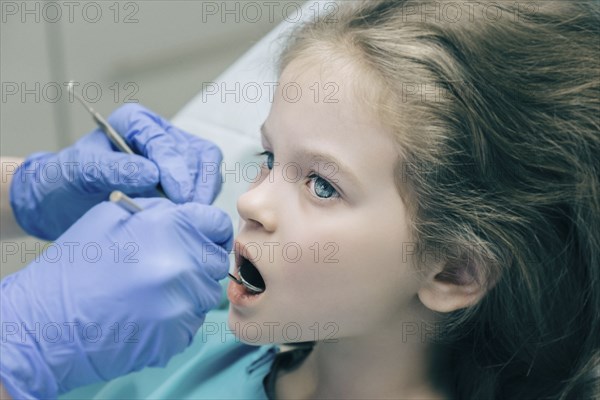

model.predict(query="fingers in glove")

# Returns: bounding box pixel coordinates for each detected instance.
[108,104,193,203]
[70,150,160,194]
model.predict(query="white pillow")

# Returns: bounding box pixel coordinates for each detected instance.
[173,0,334,225]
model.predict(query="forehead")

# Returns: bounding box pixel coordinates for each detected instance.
[267,57,401,191]
[273,56,386,139]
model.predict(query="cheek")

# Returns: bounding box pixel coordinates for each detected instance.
[269,215,416,334]
[229,194,417,343]
[340,222,415,299]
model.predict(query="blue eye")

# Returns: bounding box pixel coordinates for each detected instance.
[255,151,340,201]
[257,151,274,170]
[308,174,339,200]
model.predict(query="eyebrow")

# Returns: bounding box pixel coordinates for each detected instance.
[260,123,360,186]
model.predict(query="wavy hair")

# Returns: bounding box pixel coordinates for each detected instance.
[277,1,599,398]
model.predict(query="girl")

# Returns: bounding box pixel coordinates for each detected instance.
[236,1,599,398]
[35,0,600,398]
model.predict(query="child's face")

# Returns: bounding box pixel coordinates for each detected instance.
[228,58,423,344]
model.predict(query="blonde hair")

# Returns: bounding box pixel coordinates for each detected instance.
[278,1,599,398]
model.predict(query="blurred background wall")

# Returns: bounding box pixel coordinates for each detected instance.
[1,0,299,277]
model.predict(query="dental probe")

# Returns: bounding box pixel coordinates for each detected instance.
[67,81,167,198]
[109,190,249,289]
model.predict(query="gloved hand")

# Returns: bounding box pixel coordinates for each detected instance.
[0,198,233,399]
[10,103,223,240]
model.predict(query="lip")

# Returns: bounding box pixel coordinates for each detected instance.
[227,279,265,308]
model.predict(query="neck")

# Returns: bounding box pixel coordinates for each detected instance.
[276,296,449,399]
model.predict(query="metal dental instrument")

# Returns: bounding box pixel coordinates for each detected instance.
[67,81,167,198]
[230,266,264,294]
[110,191,144,213]
[68,81,133,154]
[229,272,264,294]
[237,276,265,294]
[109,190,257,291]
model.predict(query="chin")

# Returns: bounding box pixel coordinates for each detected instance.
[227,307,270,345]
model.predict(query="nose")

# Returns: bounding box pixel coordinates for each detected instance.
[236,171,278,232]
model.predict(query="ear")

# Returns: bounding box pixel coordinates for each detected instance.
[417,254,489,313]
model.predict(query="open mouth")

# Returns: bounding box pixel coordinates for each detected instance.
[238,256,266,295]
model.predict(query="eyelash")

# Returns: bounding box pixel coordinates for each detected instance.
[255,151,341,202]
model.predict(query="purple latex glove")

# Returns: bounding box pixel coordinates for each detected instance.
[10,104,223,240]
[0,198,233,399]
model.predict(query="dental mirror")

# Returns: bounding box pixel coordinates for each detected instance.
[228,259,266,294]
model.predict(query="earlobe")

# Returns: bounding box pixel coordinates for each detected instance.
[417,258,488,313]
